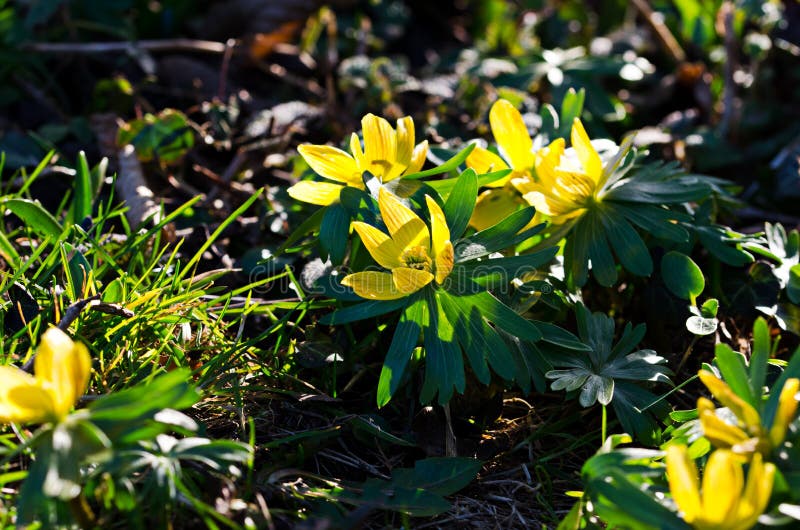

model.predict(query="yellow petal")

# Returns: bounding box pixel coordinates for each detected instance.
[521,187,585,224]
[553,170,596,200]
[489,99,534,173]
[534,138,565,187]
[698,371,762,432]
[769,378,799,447]
[35,328,91,420]
[425,196,454,283]
[425,196,450,255]
[435,241,454,285]
[298,144,361,185]
[570,118,602,180]
[701,450,743,524]
[666,444,701,523]
[395,116,414,169]
[287,181,346,206]
[736,453,775,530]
[469,188,520,231]
[350,132,366,171]
[362,114,399,179]
[698,406,751,449]
[392,267,434,294]
[406,141,428,175]
[378,189,429,251]
[466,145,510,187]
[510,174,536,195]
[0,366,54,424]
[341,271,405,300]
[352,221,403,270]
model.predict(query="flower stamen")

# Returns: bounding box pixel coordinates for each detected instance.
[401,246,433,272]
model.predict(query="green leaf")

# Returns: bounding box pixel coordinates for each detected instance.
[612,383,669,445]
[451,291,542,342]
[536,321,591,351]
[428,169,511,197]
[103,278,125,303]
[377,297,425,407]
[695,226,755,267]
[319,202,350,265]
[320,298,409,325]
[455,207,538,261]
[788,264,800,304]
[0,229,20,266]
[661,251,704,300]
[71,150,93,224]
[88,370,201,445]
[443,168,477,239]
[459,247,559,285]
[65,246,92,300]
[340,186,379,226]
[566,219,590,287]
[403,143,475,179]
[615,203,689,242]
[557,500,584,530]
[557,87,585,138]
[588,469,690,530]
[749,317,770,399]
[587,217,618,286]
[117,109,194,163]
[609,322,646,360]
[275,206,326,255]
[539,103,559,139]
[686,316,718,336]
[600,212,652,277]
[393,457,482,496]
[763,348,800,429]
[4,198,63,239]
[338,480,450,516]
[713,343,756,408]
[437,293,492,384]
[605,177,710,203]
[420,290,464,405]
[502,333,550,393]
[700,298,719,318]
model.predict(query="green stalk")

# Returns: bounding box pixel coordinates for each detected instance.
[601,404,607,446]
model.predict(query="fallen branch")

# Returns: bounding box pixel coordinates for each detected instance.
[630,0,687,63]
[24,39,233,55]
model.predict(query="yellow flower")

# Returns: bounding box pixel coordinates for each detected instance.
[769,377,799,447]
[288,114,429,206]
[696,370,799,456]
[0,328,91,425]
[517,118,611,225]
[466,99,536,185]
[465,99,618,230]
[341,188,454,300]
[666,445,775,530]
[465,99,536,231]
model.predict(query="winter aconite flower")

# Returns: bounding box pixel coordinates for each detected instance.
[466,99,536,185]
[341,188,453,300]
[465,99,619,229]
[666,445,775,530]
[0,328,91,425]
[465,99,536,230]
[288,114,428,205]
[516,118,618,225]
[697,370,799,456]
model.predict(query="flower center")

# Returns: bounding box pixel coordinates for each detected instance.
[401,246,432,272]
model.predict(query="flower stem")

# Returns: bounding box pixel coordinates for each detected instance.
[68,494,97,530]
[601,404,607,446]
